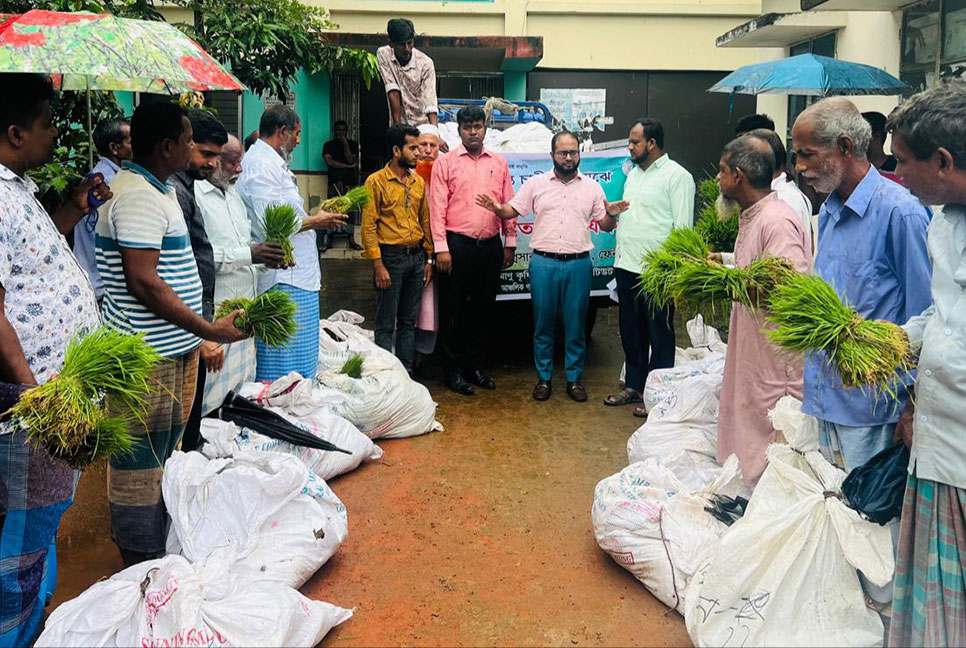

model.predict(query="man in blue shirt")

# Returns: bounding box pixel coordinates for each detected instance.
[792,97,932,603]
[73,117,131,301]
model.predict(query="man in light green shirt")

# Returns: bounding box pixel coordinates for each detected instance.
[605,118,695,417]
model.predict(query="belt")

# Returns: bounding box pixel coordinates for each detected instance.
[534,250,590,261]
[379,243,424,256]
[447,231,501,247]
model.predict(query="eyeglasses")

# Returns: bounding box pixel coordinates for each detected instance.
[554,150,579,159]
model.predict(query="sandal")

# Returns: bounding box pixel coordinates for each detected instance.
[603,388,643,407]
[632,405,648,419]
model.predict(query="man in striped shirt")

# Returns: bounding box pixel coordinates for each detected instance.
[95,101,248,566]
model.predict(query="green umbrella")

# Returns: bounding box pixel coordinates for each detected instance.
[0,10,245,166]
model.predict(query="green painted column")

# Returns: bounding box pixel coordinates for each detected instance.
[239,70,331,173]
[504,71,527,102]
[114,91,135,116]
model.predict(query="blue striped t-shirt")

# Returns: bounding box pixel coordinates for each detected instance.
[95,163,203,358]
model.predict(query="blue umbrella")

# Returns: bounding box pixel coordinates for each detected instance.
[709,54,910,97]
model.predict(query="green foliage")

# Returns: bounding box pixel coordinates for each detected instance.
[320,185,370,214]
[638,228,710,308]
[176,0,380,99]
[339,354,364,379]
[694,177,740,253]
[9,327,161,468]
[215,289,297,349]
[766,273,913,393]
[262,203,300,267]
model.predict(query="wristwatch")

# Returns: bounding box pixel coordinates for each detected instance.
[426,258,436,266]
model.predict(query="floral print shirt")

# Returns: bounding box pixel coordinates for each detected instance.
[0,163,99,388]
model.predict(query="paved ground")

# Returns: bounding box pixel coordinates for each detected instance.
[53,258,691,647]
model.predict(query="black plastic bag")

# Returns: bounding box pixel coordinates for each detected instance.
[842,441,910,525]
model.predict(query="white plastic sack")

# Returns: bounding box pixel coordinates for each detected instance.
[683,444,894,647]
[163,451,347,588]
[237,372,346,414]
[318,366,443,439]
[318,319,405,375]
[36,554,352,647]
[592,454,748,614]
[767,394,820,451]
[685,313,727,355]
[206,389,383,480]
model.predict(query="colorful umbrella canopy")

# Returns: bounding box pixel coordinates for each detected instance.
[0,10,244,93]
[709,54,909,97]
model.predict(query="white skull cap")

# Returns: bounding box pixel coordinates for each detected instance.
[417,124,441,138]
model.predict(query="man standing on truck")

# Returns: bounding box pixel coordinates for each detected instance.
[605,118,695,418]
[431,106,516,396]
[476,131,628,402]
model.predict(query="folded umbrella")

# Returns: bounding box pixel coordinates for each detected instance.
[216,392,351,455]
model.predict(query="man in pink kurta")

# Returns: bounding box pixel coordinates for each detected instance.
[430,106,517,395]
[713,135,812,485]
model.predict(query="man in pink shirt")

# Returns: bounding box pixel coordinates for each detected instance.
[430,107,516,395]
[477,132,628,401]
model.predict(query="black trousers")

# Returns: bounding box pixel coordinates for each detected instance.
[181,363,207,452]
[437,232,503,375]
[615,267,675,392]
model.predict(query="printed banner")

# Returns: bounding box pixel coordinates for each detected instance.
[498,150,630,300]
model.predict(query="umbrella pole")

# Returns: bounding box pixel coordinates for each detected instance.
[86,77,94,171]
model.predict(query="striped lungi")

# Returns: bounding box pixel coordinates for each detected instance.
[255,283,319,382]
[889,470,966,647]
[108,349,198,556]
[202,338,256,415]
[0,428,75,646]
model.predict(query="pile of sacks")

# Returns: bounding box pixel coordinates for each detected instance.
[38,313,442,647]
[439,121,555,154]
[593,315,897,646]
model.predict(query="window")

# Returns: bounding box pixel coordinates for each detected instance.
[901,0,966,92]
[787,32,837,135]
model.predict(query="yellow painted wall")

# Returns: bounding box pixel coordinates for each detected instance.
[324,0,764,71]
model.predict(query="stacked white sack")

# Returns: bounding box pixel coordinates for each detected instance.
[683,397,894,647]
[35,553,351,647]
[163,450,348,589]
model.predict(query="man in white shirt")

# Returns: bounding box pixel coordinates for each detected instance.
[196,134,284,412]
[885,81,966,648]
[747,128,814,247]
[237,105,345,382]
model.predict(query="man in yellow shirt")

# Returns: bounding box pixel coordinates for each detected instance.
[361,124,435,373]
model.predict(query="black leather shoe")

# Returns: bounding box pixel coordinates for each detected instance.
[533,380,552,401]
[448,372,476,396]
[465,369,496,390]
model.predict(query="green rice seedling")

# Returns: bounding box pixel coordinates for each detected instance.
[263,204,300,267]
[320,185,370,214]
[215,289,297,349]
[694,178,740,253]
[339,354,364,379]
[9,327,161,468]
[639,228,710,307]
[766,273,913,394]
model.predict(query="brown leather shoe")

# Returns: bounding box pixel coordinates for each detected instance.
[533,380,552,401]
[567,381,588,402]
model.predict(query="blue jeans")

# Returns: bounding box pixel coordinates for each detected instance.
[529,253,592,382]
[374,251,425,372]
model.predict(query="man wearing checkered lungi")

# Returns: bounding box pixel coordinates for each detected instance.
[0,74,105,646]
[95,101,248,567]
[237,105,347,383]
[195,134,286,413]
[888,82,966,647]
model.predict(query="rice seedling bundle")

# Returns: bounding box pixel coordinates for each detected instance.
[669,256,795,311]
[9,327,161,468]
[765,272,913,392]
[639,228,710,308]
[319,186,370,214]
[694,178,740,253]
[339,354,364,379]
[215,289,297,349]
[263,204,300,267]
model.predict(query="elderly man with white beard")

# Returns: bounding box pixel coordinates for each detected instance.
[791,97,932,607]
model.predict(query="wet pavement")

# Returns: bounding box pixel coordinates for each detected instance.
[53,258,691,647]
